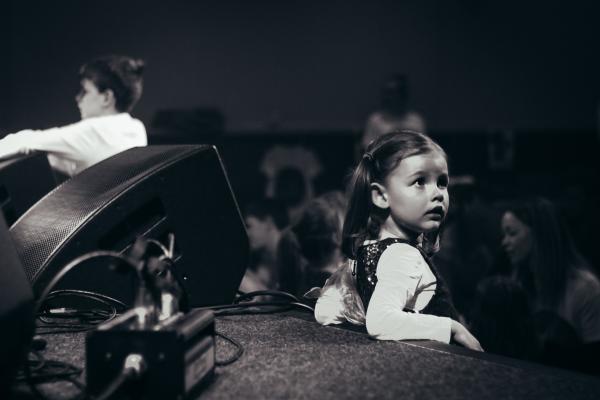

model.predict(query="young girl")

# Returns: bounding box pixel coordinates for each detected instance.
[315,130,482,351]
[0,55,147,177]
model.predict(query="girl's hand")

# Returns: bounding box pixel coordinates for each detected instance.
[451,320,484,352]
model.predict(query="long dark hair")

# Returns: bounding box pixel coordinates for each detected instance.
[341,130,446,259]
[505,197,589,310]
[79,55,145,112]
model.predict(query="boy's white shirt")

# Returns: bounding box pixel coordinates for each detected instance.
[0,113,147,176]
[315,242,451,343]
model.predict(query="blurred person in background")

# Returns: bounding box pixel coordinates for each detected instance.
[433,177,501,318]
[469,276,538,360]
[239,198,289,293]
[492,196,600,373]
[277,191,348,300]
[0,55,146,178]
[360,74,426,152]
[260,145,322,224]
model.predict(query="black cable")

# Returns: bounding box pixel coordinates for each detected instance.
[35,327,98,335]
[26,349,46,373]
[93,368,135,400]
[18,351,85,400]
[214,304,293,317]
[32,253,137,335]
[35,251,139,317]
[215,331,244,366]
[200,300,314,316]
[94,354,146,400]
[22,243,176,399]
[234,289,301,304]
[35,290,125,335]
[46,289,127,309]
[23,361,50,400]
[144,238,170,257]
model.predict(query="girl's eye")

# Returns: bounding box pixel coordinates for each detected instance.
[438,176,449,188]
[414,177,426,186]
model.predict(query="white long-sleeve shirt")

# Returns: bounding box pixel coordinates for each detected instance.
[0,113,147,177]
[315,242,452,343]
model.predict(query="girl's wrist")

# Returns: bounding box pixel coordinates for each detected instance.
[450,319,461,334]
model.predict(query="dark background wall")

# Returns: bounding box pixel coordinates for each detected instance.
[2,0,599,266]
[2,0,599,133]
[1,0,600,334]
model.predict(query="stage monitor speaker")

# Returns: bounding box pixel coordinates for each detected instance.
[0,152,57,226]
[10,145,249,307]
[0,213,35,397]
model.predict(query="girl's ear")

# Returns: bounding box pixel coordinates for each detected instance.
[370,182,389,209]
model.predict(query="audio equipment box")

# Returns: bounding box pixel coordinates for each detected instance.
[86,308,215,399]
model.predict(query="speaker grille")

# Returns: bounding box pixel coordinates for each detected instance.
[11,145,211,283]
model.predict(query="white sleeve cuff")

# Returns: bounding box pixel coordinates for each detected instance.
[314,287,347,326]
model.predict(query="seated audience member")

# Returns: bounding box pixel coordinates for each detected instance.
[277,191,347,299]
[434,177,500,318]
[499,196,600,373]
[0,55,147,177]
[360,74,426,152]
[469,276,538,360]
[273,167,309,224]
[260,145,322,224]
[239,198,289,293]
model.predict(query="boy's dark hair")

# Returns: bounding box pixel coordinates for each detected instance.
[79,55,145,112]
[244,198,289,230]
[342,129,446,259]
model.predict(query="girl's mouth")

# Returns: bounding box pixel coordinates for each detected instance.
[425,206,445,218]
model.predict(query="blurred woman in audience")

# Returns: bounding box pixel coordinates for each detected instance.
[277,191,347,299]
[0,55,146,178]
[494,196,600,372]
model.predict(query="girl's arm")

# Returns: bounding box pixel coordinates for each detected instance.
[315,261,365,326]
[314,283,349,325]
[366,243,452,343]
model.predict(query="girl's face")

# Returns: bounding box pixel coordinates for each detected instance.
[377,151,449,239]
[501,211,533,266]
[76,79,107,119]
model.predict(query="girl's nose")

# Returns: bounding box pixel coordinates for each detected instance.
[431,185,444,201]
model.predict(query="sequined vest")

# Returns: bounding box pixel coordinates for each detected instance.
[355,238,459,320]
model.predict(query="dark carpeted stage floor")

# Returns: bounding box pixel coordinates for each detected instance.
[11,311,600,399]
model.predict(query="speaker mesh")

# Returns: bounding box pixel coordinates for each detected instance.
[11,145,210,283]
